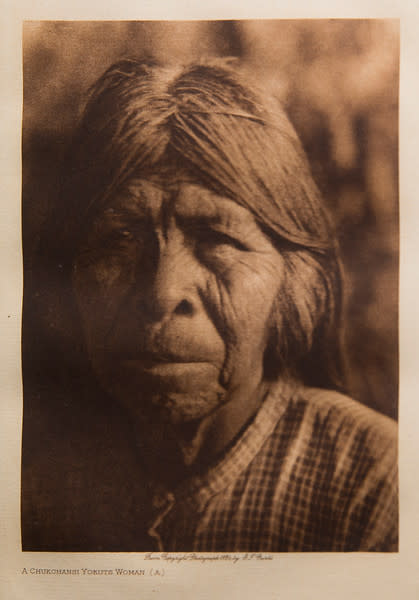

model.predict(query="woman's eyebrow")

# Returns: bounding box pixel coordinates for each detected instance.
[175,196,256,227]
[101,206,147,222]
[105,179,164,218]
[102,189,158,220]
[176,212,222,226]
[186,211,257,236]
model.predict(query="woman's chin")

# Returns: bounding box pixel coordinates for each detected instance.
[147,389,227,424]
[96,360,227,424]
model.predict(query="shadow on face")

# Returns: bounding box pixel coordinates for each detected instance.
[72,176,284,428]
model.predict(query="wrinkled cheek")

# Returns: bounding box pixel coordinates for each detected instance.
[72,261,134,353]
[221,308,271,383]
[214,271,280,387]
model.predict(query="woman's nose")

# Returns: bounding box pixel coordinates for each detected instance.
[141,232,202,323]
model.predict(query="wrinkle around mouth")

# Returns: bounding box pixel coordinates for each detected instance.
[119,350,214,364]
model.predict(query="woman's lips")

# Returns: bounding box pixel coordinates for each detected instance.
[123,358,208,374]
[120,349,210,363]
[119,357,221,392]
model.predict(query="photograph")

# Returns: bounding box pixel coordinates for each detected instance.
[21,19,399,552]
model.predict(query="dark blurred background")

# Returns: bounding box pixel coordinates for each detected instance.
[22,20,399,418]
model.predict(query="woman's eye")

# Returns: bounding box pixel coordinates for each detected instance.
[119,230,134,240]
[200,228,247,252]
[104,228,139,244]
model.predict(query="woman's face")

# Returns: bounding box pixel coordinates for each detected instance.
[72,177,284,425]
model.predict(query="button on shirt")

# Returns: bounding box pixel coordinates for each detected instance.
[144,383,398,552]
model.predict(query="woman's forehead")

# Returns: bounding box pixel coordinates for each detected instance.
[101,177,257,228]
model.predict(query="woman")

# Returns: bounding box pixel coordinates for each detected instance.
[22,59,398,551]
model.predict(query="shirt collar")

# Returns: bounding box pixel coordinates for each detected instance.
[161,378,297,510]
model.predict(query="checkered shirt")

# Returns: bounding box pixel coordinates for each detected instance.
[145,384,398,552]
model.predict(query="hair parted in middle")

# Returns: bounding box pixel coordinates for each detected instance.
[50,57,346,392]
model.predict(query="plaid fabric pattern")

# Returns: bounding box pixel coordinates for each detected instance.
[146,384,398,552]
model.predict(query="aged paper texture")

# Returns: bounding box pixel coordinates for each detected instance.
[1,1,419,599]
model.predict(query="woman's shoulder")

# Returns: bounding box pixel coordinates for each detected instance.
[296,386,396,435]
[283,385,398,468]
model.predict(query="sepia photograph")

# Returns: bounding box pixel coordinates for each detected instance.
[21,19,399,553]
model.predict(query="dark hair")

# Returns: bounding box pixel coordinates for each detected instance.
[38,58,346,392]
